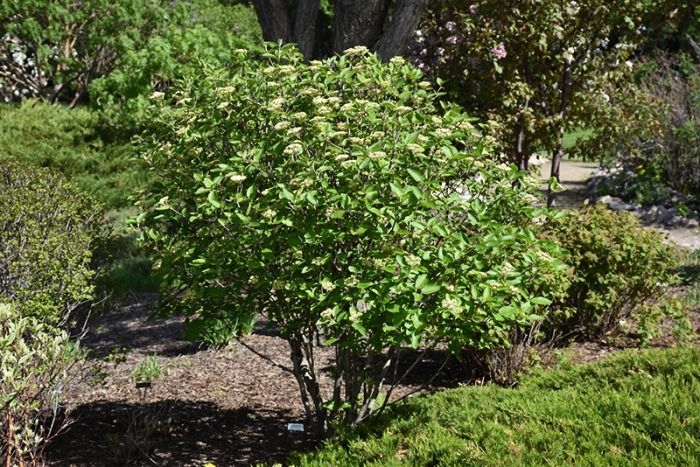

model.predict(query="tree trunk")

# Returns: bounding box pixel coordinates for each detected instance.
[333,0,390,54]
[373,0,428,61]
[294,0,321,60]
[515,97,531,171]
[251,0,427,61]
[251,0,293,43]
[547,142,564,207]
[547,65,573,207]
[288,332,327,434]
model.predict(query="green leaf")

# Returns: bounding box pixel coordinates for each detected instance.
[390,182,404,197]
[414,274,428,290]
[323,337,340,346]
[421,283,441,295]
[407,168,424,183]
[207,191,221,208]
[306,190,318,205]
[246,185,256,198]
[278,184,294,201]
[352,322,367,336]
[531,296,552,306]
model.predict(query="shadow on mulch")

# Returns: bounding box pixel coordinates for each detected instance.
[46,399,321,466]
[79,300,201,360]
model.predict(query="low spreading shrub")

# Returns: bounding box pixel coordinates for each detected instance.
[1,303,81,466]
[290,347,700,466]
[539,204,681,341]
[0,100,144,208]
[0,158,101,325]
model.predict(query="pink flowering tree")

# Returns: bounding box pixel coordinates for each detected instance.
[411,0,689,205]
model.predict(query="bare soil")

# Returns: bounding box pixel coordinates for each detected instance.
[44,159,700,466]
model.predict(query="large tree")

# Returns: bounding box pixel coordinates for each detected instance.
[413,0,691,205]
[251,0,427,60]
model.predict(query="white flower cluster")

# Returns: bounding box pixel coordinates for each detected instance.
[320,307,335,321]
[435,128,452,138]
[283,143,303,156]
[368,151,387,160]
[406,143,425,155]
[214,86,236,94]
[229,174,247,183]
[441,295,463,316]
[344,46,369,57]
[269,97,286,110]
[405,255,421,267]
[274,120,291,131]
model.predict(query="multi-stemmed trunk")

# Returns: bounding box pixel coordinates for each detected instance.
[251,0,427,61]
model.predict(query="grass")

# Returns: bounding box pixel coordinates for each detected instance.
[536,128,595,160]
[562,128,594,151]
[291,347,700,466]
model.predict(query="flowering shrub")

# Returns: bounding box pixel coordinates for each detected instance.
[1,303,79,466]
[410,1,688,189]
[137,44,569,431]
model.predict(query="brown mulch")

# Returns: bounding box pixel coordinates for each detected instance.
[45,296,465,466]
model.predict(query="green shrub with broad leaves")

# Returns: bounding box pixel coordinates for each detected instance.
[540,205,681,342]
[0,0,170,104]
[136,44,570,432]
[1,303,80,466]
[90,0,261,137]
[0,158,100,325]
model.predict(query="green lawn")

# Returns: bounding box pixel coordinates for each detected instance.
[292,347,700,466]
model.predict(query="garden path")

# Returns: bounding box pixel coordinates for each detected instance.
[541,158,700,250]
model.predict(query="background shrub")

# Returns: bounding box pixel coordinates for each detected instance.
[0,100,143,209]
[0,158,101,325]
[638,52,700,202]
[89,0,262,137]
[540,205,681,342]
[0,0,169,105]
[1,303,80,466]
